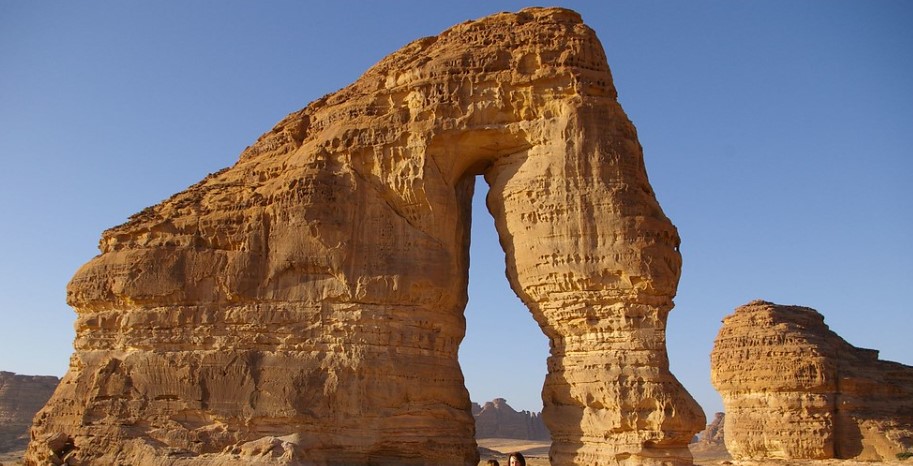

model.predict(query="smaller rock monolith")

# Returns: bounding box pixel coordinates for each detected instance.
[711,300,913,461]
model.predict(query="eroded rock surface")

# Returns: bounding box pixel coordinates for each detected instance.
[711,300,913,461]
[0,372,59,453]
[28,7,702,465]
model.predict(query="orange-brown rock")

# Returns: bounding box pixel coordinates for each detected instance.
[28,7,703,465]
[0,372,59,453]
[711,300,913,461]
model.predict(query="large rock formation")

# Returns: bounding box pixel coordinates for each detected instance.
[472,398,549,441]
[711,300,913,461]
[28,7,703,465]
[0,372,59,453]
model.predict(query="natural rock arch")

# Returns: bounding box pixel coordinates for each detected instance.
[28,8,704,466]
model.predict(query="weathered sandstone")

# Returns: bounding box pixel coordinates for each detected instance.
[28,7,703,465]
[0,372,59,453]
[472,398,549,441]
[711,300,913,461]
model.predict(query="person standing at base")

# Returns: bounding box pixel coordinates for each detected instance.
[507,452,526,466]
[486,460,500,466]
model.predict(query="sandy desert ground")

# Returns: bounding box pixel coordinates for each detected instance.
[477,439,912,466]
[478,438,551,465]
[0,450,23,466]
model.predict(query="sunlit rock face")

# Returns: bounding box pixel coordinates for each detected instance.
[27,7,703,465]
[711,300,913,461]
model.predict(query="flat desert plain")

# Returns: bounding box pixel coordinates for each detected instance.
[477,440,912,466]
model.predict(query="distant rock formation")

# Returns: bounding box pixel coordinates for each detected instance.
[28,7,703,465]
[689,412,730,462]
[0,372,58,453]
[472,399,549,440]
[711,300,913,461]
[692,412,725,447]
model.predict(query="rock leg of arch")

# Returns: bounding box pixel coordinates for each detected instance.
[27,7,704,466]
[480,94,703,465]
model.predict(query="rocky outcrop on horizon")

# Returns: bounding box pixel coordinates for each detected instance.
[472,398,549,441]
[27,7,702,465]
[711,300,913,461]
[0,372,59,453]
[692,412,725,447]
[689,412,730,461]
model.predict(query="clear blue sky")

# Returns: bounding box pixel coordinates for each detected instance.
[1,1,911,417]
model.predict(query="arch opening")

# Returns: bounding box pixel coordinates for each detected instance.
[458,175,550,415]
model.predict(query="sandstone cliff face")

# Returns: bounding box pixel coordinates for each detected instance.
[472,399,549,441]
[0,372,59,453]
[711,300,913,461]
[28,7,703,465]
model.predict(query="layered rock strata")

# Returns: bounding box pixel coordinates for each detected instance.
[711,300,913,461]
[0,372,59,453]
[472,399,549,441]
[28,7,703,465]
